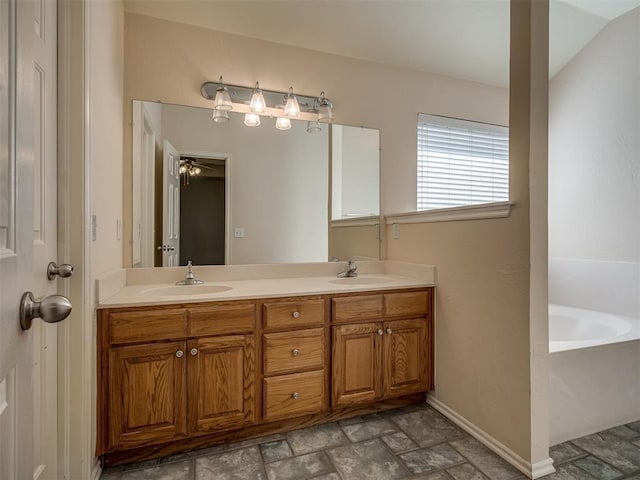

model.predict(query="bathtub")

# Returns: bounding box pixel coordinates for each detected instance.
[549,304,640,445]
[549,304,639,353]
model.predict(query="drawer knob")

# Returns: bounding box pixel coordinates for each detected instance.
[386,328,392,335]
[190,348,198,356]
[377,329,384,336]
[292,392,300,400]
[292,311,300,319]
[176,350,184,358]
[292,348,300,357]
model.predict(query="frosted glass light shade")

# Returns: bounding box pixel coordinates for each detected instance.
[212,109,229,123]
[275,117,291,130]
[284,87,300,117]
[250,82,266,113]
[317,104,333,123]
[213,77,233,111]
[306,121,321,133]
[244,113,261,127]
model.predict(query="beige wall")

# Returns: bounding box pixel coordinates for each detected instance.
[387,0,549,466]
[91,0,124,276]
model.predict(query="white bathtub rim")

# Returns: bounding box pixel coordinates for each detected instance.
[549,304,640,353]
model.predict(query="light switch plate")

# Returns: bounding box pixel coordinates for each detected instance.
[234,227,245,238]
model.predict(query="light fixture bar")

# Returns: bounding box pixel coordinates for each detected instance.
[201,80,333,123]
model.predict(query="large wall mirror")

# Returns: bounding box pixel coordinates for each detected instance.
[131,100,380,267]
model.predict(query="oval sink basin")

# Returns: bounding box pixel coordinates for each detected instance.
[329,277,393,286]
[144,284,232,297]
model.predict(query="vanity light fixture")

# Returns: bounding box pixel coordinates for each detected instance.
[213,76,233,111]
[250,82,267,113]
[275,117,291,130]
[212,109,229,123]
[244,112,261,127]
[201,79,334,131]
[284,86,301,117]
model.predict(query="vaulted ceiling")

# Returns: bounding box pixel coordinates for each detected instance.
[123,0,640,88]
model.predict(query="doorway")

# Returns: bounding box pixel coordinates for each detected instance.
[178,154,228,266]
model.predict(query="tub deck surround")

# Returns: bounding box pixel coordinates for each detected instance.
[549,304,640,353]
[96,262,435,467]
[96,261,436,308]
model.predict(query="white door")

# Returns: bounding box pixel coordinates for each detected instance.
[0,0,60,479]
[162,140,180,266]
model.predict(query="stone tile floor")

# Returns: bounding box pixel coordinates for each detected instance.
[100,403,640,480]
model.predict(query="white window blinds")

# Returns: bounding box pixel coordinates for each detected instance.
[417,114,509,210]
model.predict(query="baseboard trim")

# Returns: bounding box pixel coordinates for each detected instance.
[532,458,556,478]
[426,395,555,479]
[91,459,102,480]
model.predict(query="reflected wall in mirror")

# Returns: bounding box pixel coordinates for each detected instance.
[329,125,380,261]
[131,100,381,267]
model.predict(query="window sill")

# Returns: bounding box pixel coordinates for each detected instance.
[330,215,380,228]
[384,201,514,225]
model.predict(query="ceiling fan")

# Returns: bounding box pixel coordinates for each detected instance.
[179,157,217,185]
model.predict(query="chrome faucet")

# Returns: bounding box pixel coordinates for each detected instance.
[337,260,358,278]
[176,261,204,285]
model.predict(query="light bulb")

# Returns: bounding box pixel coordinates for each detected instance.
[179,165,188,174]
[250,82,266,113]
[284,86,300,117]
[275,117,291,130]
[244,113,261,127]
[193,167,201,175]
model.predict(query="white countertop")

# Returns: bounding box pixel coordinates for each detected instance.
[96,261,436,309]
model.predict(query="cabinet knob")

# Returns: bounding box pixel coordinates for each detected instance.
[176,350,184,358]
[292,392,299,400]
[292,348,300,357]
[386,328,392,335]
[190,348,198,356]
[377,329,384,336]
[292,311,300,319]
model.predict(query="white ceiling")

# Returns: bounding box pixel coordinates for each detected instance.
[123,0,640,88]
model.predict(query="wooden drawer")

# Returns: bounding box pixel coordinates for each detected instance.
[108,309,186,344]
[263,299,324,330]
[264,328,324,376]
[332,295,383,323]
[263,370,324,421]
[384,292,429,318]
[188,303,256,337]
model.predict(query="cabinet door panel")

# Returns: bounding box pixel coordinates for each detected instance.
[188,335,256,434]
[332,323,382,407]
[383,319,429,398]
[109,341,187,450]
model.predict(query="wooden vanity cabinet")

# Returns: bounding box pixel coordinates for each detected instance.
[332,290,432,407]
[98,302,257,453]
[98,288,433,466]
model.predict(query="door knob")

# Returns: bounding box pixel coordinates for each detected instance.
[47,261,74,280]
[20,292,72,330]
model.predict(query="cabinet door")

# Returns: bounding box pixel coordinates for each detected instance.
[109,341,187,450]
[332,323,382,407]
[188,335,256,434]
[383,319,429,398]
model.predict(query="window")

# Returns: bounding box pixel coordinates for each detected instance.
[417,114,509,211]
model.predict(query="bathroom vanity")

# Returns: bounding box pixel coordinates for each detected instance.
[95,264,434,466]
